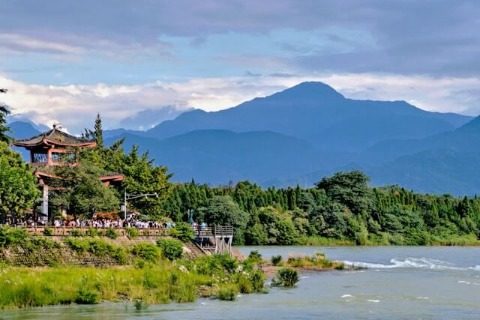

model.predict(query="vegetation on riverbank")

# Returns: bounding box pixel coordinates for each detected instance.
[0,229,267,309]
[0,255,265,309]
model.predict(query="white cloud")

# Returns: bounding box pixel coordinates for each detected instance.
[0,33,84,55]
[1,73,479,134]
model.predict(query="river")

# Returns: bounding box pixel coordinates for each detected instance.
[2,246,479,319]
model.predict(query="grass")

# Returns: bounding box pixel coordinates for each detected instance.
[0,250,267,309]
[280,253,344,270]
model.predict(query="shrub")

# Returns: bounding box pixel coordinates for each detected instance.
[273,268,299,288]
[131,243,161,262]
[87,239,112,257]
[85,228,100,237]
[0,227,27,247]
[126,227,139,239]
[157,238,183,260]
[217,284,238,301]
[194,254,238,275]
[105,228,118,239]
[65,237,89,253]
[172,222,195,242]
[250,270,266,292]
[43,227,53,236]
[75,287,99,304]
[69,229,83,237]
[247,250,262,264]
[134,299,148,310]
[271,255,282,266]
[111,247,128,265]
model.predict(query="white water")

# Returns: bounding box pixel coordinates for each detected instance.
[344,257,480,271]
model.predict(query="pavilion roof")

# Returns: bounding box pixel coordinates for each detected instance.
[13,127,96,149]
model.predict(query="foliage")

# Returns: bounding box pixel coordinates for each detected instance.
[105,228,118,239]
[126,227,140,239]
[0,99,10,143]
[247,250,262,264]
[0,226,28,247]
[0,142,39,223]
[171,222,195,242]
[217,284,238,301]
[131,243,161,262]
[271,255,282,266]
[50,159,120,218]
[273,268,299,288]
[157,238,183,260]
[75,286,99,304]
[198,195,248,244]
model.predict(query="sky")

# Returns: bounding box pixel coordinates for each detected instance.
[1,0,480,133]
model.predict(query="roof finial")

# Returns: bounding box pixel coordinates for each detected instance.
[52,122,62,131]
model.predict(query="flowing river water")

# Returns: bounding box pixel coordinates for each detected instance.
[2,246,480,320]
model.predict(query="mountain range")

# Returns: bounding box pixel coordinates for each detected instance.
[9,82,480,195]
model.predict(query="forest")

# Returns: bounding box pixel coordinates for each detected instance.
[1,113,480,246]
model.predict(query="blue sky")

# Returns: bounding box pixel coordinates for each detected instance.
[1,0,480,132]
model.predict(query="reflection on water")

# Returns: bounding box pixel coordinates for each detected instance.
[2,246,480,320]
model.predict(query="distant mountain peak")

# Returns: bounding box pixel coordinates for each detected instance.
[272,81,345,101]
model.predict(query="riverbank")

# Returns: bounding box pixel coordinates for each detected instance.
[0,253,268,309]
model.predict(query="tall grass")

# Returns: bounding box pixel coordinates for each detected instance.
[0,254,266,309]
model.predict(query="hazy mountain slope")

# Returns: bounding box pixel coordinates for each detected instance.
[8,121,41,139]
[145,82,471,152]
[364,116,480,195]
[107,130,326,185]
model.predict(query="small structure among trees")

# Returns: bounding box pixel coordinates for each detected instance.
[14,126,123,223]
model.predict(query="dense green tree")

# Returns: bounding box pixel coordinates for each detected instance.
[257,207,299,245]
[93,113,104,148]
[50,160,119,218]
[198,195,248,244]
[0,142,39,223]
[316,171,373,215]
[0,99,10,143]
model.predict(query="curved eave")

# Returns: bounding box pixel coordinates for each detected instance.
[13,139,97,149]
[100,174,124,182]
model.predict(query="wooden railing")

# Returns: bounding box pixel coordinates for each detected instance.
[194,225,233,238]
[24,227,168,237]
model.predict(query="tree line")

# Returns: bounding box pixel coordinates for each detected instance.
[0,112,479,245]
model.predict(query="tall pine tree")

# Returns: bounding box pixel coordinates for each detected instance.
[94,113,104,148]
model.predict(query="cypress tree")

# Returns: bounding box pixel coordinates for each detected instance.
[94,113,104,148]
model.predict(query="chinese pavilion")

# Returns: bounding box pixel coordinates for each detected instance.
[14,125,123,222]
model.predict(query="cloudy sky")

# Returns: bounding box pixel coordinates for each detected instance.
[1,0,479,132]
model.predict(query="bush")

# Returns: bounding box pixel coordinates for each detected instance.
[247,250,262,264]
[157,238,183,260]
[172,222,195,242]
[87,239,113,257]
[69,229,83,237]
[250,270,266,292]
[126,227,139,239]
[105,228,118,239]
[85,228,100,237]
[0,227,27,247]
[271,255,282,266]
[131,243,161,262]
[111,247,129,265]
[75,287,99,304]
[43,228,53,236]
[217,284,238,301]
[273,268,299,288]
